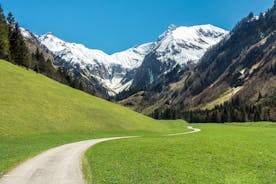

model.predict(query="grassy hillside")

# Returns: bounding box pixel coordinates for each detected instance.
[85,122,276,184]
[0,60,185,175]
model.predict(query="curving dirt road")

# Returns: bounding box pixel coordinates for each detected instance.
[0,137,136,184]
[0,126,201,184]
[166,126,201,136]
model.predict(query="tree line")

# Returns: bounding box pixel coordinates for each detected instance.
[151,93,276,123]
[0,7,30,67]
[0,5,61,77]
[0,5,88,92]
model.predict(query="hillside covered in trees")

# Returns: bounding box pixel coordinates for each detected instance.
[0,5,89,91]
[123,2,276,123]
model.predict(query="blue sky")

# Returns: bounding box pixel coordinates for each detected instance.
[1,0,274,54]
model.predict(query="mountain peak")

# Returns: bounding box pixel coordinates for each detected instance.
[155,24,228,65]
[158,24,177,41]
[40,32,60,42]
[45,32,56,36]
[33,23,227,96]
[168,24,177,31]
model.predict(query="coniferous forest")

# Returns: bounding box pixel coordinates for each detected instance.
[152,92,276,122]
[0,5,89,91]
[0,6,33,68]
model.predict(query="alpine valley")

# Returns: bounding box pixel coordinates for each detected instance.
[21,24,228,98]
[1,2,276,184]
[4,2,276,122]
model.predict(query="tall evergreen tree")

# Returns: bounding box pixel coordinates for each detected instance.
[7,12,15,25]
[9,22,30,67]
[7,12,15,38]
[0,5,10,60]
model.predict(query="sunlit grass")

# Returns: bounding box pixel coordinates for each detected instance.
[0,60,185,175]
[85,122,276,184]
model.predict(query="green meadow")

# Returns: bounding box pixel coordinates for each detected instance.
[1,60,275,184]
[0,60,185,175]
[84,123,276,184]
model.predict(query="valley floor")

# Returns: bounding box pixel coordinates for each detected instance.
[84,122,276,184]
[0,126,199,184]
[1,61,275,183]
[0,120,187,177]
[0,61,187,176]
[0,137,136,184]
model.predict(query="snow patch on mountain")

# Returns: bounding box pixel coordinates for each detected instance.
[38,33,154,70]
[20,28,36,39]
[111,42,156,69]
[34,24,228,96]
[155,24,228,65]
[37,33,154,95]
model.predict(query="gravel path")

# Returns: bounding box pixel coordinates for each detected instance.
[0,137,136,184]
[0,126,201,184]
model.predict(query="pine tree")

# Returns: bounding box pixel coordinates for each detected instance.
[0,5,10,60]
[247,12,254,20]
[7,12,15,39]
[7,12,15,30]
[9,22,30,67]
[258,91,263,101]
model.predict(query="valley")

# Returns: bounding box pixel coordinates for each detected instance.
[17,5,276,123]
[2,60,274,184]
[0,1,275,184]
[21,24,227,98]
[0,61,186,176]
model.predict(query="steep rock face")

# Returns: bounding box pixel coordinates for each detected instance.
[20,28,54,62]
[130,24,228,91]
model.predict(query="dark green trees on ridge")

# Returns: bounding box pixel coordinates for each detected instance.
[0,5,76,89]
[0,7,30,67]
[0,5,10,60]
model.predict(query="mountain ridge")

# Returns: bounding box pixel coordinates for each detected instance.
[120,4,276,122]
[24,24,227,97]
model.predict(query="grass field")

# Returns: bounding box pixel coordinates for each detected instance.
[0,60,186,176]
[1,60,275,184]
[84,122,276,184]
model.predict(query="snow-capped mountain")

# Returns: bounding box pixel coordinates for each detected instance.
[130,24,228,91]
[155,24,228,65]
[38,33,155,95]
[38,33,155,70]
[30,24,228,97]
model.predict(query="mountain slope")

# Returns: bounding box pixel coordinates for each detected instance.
[129,24,228,91]
[38,33,155,96]
[33,25,227,98]
[172,6,276,111]
[121,4,276,122]
[0,60,184,175]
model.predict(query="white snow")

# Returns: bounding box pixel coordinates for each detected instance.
[111,42,156,69]
[38,33,153,70]
[240,68,246,75]
[103,78,133,96]
[20,28,33,39]
[38,33,154,95]
[155,24,229,65]
[35,24,228,95]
